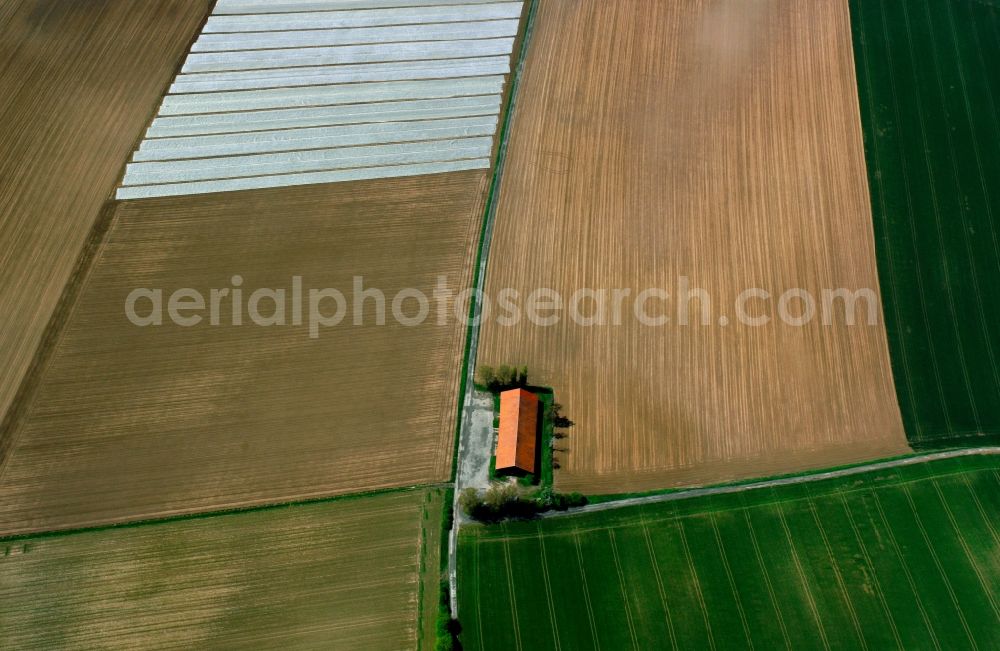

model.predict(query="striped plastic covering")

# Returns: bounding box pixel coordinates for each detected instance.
[117,1,522,199]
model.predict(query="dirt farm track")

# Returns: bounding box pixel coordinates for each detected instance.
[478,0,910,493]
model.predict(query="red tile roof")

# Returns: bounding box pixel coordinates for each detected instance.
[496,388,539,474]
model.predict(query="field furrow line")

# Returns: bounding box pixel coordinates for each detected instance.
[639,513,678,651]
[930,481,1000,619]
[572,530,601,651]
[900,485,978,649]
[536,524,562,651]
[741,507,792,650]
[776,506,830,651]
[875,0,955,433]
[808,499,868,651]
[709,513,754,650]
[961,475,1000,545]
[501,538,524,651]
[838,494,905,650]
[894,0,982,429]
[869,489,941,646]
[677,519,717,651]
[608,529,639,650]
[918,0,1000,393]
[957,0,1000,282]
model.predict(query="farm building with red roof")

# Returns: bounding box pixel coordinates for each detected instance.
[495,388,539,475]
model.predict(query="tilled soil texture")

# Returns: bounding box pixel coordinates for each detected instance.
[0,489,444,650]
[477,0,909,494]
[0,172,487,535]
[0,0,211,441]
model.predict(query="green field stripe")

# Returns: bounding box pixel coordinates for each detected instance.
[455,538,484,651]
[835,493,904,650]
[898,482,997,648]
[574,528,639,651]
[612,523,674,648]
[892,0,983,429]
[805,500,871,650]
[747,504,829,650]
[959,474,1000,545]
[680,514,752,649]
[675,518,717,650]
[501,533,557,651]
[607,530,639,650]
[535,532,598,651]
[904,476,1000,623]
[872,485,977,647]
[777,494,864,650]
[852,490,941,649]
[500,538,524,651]
[807,493,902,649]
[919,0,1000,397]
[737,502,792,650]
[471,539,519,651]
[929,480,1000,618]
[569,530,602,651]
[535,525,562,651]
[643,517,714,648]
[953,0,1000,280]
[637,513,678,651]
[708,513,755,650]
[868,0,956,434]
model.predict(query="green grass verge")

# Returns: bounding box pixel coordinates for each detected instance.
[448,0,540,482]
[458,454,1000,650]
[850,0,1000,443]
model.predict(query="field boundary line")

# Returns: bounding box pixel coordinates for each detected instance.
[900,484,978,649]
[708,513,754,650]
[639,512,678,651]
[572,529,601,651]
[741,506,792,650]
[807,498,868,651]
[838,493,905,650]
[852,1,923,435]
[449,0,539,617]
[776,505,830,651]
[535,524,562,651]
[540,448,1000,520]
[608,529,639,650]
[677,519,716,651]
[930,480,1000,619]
[473,463,998,546]
[501,538,524,651]
[868,489,940,646]
[0,482,448,543]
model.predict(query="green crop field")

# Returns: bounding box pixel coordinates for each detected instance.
[458,455,1000,650]
[850,0,1000,443]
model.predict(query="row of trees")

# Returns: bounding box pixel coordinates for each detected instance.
[459,482,587,523]
[475,365,529,392]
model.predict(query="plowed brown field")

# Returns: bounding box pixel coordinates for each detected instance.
[0,0,210,435]
[0,173,486,535]
[0,489,445,650]
[478,0,909,493]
